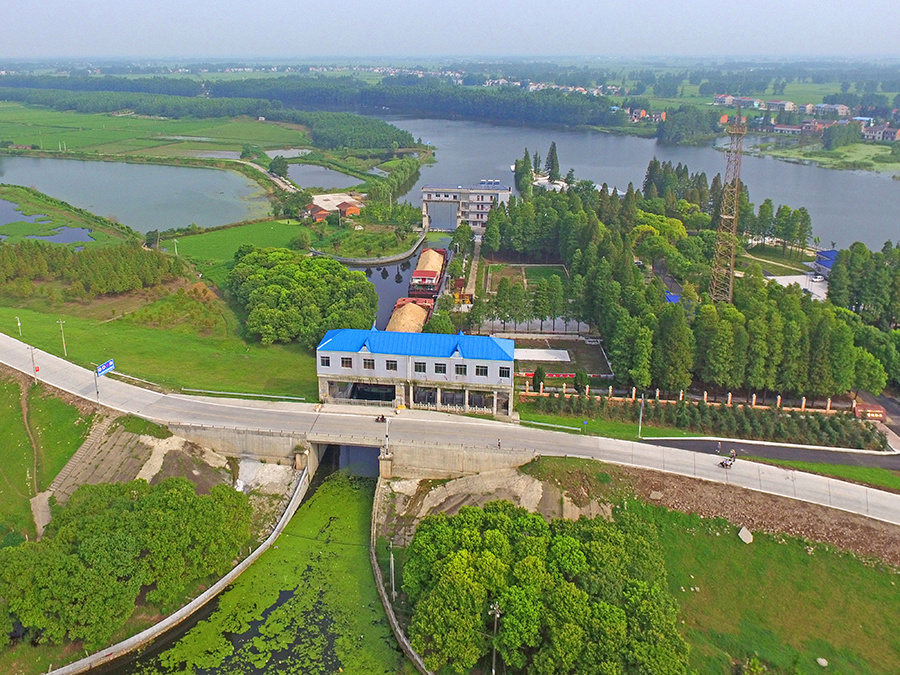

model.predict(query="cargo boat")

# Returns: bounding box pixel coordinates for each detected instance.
[408,248,447,299]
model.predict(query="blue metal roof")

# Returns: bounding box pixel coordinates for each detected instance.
[317,329,515,362]
[665,291,682,303]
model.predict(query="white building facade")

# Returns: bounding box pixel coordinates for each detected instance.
[317,329,515,416]
[421,180,512,230]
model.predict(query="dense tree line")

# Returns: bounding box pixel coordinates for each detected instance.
[404,500,689,674]
[227,246,377,348]
[476,158,896,400]
[0,87,413,150]
[656,106,722,144]
[0,478,251,650]
[823,122,862,150]
[528,394,887,450]
[0,240,184,299]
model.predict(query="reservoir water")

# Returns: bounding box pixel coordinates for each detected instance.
[0,155,270,233]
[384,116,899,249]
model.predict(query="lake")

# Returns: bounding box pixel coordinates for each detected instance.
[0,156,270,233]
[383,116,900,249]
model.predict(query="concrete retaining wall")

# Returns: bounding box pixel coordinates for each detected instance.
[170,423,310,461]
[392,440,535,477]
[48,466,312,675]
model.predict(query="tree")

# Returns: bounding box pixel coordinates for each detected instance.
[268,155,289,178]
[853,347,887,395]
[532,365,546,391]
[545,141,561,182]
[652,303,694,393]
[423,310,455,334]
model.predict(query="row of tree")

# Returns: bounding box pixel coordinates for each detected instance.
[0,240,184,298]
[404,500,689,674]
[227,246,377,348]
[0,478,251,650]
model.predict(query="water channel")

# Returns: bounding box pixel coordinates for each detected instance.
[383,116,899,249]
[0,155,270,233]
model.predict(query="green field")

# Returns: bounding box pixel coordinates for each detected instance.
[0,304,319,401]
[131,473,405,675]
[738,243,813,275]
[0,102,308,156]
[0,185,128,247]
[642,502,900,674]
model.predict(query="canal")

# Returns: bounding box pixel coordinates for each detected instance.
[94,444,397,675]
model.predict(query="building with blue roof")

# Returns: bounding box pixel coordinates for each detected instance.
[316,328,515,416]
[808,249,838,278]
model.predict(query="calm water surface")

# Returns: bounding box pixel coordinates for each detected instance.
[286,164,361,190]
[0,156,270,233]
[383,116,899,249]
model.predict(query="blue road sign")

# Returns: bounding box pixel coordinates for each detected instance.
[96,359,115,377]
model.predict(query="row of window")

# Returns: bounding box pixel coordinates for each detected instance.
[320,355,509,379]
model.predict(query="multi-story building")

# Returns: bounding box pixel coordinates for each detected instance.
[316,328,515,416]
[421,180,512,229]
[766,100,797,112]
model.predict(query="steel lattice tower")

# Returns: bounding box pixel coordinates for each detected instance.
[708,113,747,304]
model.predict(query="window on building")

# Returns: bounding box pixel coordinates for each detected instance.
[341,357,353,368]
[363,358,375,370]
[499,367,511,379]
[435,363,447,374]
[320,356,330,367]
[414,361,426,373]
[475,365,488,377]
[386,360,398,371]
[455,364,467,376]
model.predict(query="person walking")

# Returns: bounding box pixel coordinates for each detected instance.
[717,441,722,454]
[498,439,502,450]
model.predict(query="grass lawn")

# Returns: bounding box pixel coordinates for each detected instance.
[0,185,126,248]
[0,304,319,401]
[518,409,697,441]
[758,140,900,174]
[635,501,900,674]
[747,456,900,493]
[738,243,813,275]
[138,473,404,675]
[522,264,568,284]
[0,376,35,541]
[27,382,94,492]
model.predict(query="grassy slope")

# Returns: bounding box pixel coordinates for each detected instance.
[0,376,35,540]
[136,474,402,675]
[0,305,318,401]
[27,383,93,492]
[639,502,900,674]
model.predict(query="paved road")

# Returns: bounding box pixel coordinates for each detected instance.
[644,438,900,470]
[2,331,899,526]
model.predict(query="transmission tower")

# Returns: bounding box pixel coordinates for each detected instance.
[708,112,747,304]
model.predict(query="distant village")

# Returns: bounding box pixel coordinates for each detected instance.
[712,94,900,141]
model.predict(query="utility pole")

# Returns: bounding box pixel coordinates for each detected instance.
[638,393,645,438]
[173,239,178,257]
[57,319,67,357]
[489,602,502,675]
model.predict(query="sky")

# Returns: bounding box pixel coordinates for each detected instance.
[4,0,899,60]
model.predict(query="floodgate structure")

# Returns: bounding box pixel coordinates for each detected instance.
[316,328,515,416]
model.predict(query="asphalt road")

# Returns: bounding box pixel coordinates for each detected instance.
[2,331,899,526]
[644,438,900,469]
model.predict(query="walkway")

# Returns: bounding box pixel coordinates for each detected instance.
[463,238,482,297]
[2,332,899,526]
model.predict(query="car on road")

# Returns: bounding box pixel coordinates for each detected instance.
[811,274,825,282]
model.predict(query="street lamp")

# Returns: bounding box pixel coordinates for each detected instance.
[15,316,21,336]
[57,319,67,358]
[638,393,645,438]
[489,601,502,675]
